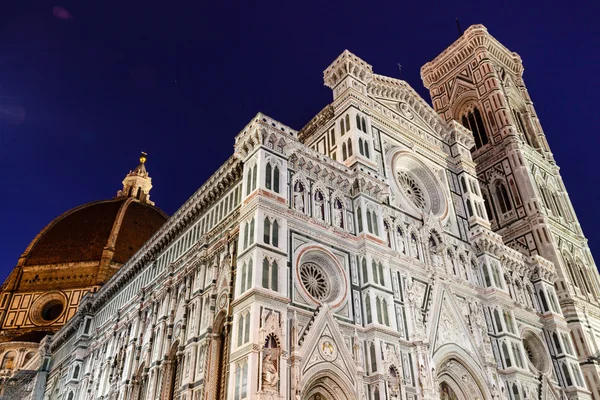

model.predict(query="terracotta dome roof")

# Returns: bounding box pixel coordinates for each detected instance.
[21,198,167,267]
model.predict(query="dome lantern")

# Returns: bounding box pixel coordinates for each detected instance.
[116,152,154,205]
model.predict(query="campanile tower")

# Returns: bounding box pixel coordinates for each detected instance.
[422,24,600,398]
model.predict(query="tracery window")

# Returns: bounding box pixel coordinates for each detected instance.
[299,262,328,300]
[262,258,279,292]
[396,171,426,210]
[239,259,253,293]
[460,106,489,149]
[263,217,279,247]
[495,182,513,214]
[237,310,251,347]
[234,360,249,400]
[265,163,280,193]
[366,208,379,236]
[365,295,372,324]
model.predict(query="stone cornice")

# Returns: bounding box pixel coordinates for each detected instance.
[297,104,335,143]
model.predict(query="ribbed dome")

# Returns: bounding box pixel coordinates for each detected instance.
[21,198,167,268]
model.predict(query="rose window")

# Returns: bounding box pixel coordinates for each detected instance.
[300,262,330,300]
[396,171,426,210]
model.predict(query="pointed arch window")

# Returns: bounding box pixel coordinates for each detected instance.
[376,297,383,324]
[362,258,368,284]
[361,117,366,132]
[252,164,257,192]
[460,107,489,149]
[262,258,278,292]
[359,138,364,155]
[369,342,377,373]
[512,384,520,400]
[342,143,347,160]
[382,299,389,326]
[496,182,513,214]
[364,140,370,158]
[365,295,372,324]
[265,163,272,190]
[501,342,512,368]
[356,114,361,130]
[248,218,255,245]
[562,363,573,386]
[347,139,353,157]
[272,220,279,247]
[345,114,350,131]
[340,119,346,135]
[264,218,271,244]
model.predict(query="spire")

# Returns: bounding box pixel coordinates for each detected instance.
[116,152,155,205]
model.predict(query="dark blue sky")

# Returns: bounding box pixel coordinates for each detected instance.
[1,1,598,282]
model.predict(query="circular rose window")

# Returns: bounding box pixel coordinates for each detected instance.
[300,262,330,300]
[392,152,448,218]
[522,331,551,374]
[295,247,348,310]
[396,170,426,210]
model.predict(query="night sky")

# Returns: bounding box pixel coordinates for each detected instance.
[1,1,598,282]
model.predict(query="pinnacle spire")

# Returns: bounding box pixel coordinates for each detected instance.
[116,152,155,205]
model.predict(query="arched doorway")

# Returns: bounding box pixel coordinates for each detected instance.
[206,312,230,400]
[302,371,353,400]
[436,357,486,400]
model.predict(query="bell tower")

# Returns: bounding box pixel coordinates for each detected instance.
[422,24,600,398]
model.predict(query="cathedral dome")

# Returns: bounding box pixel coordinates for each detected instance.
[20,198,167,268]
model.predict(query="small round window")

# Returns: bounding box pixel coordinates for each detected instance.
[41,300,64,322]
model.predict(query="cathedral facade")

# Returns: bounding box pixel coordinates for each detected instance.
[5,24,600,400]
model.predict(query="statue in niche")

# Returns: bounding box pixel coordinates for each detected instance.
[262,335,279,391]
[293,182,305,213]
[333,199,344,228]
[262,353,279,390]
[410,234,419,260]
[396,228,406,254]
[314,191,324,221]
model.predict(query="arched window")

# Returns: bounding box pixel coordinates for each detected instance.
[578,265,592,294]
[493,309,503,332]
[73,364,80,379]
[496,182,513,213]
[378,263,384,285]
[553,332,562,354]
[359,138,364,155]
[376,297,383,323]
[466,199,473,217]
[562,363,573,386]
[264,218,271,244]
[357,206,363,232]
[136,187,142,200]
[356,114,361,130]
[369,342,377,373]
[273,166,280,193]
[364,140,370,158]
[347,140,353,157]
[483,193,493,220]
[252,164,257,191]
[374,387,380,400]
[502,342,511,368]
[246,168,252,196]
[345,114,350,131]
[382,299,389,326]
[460,106,489,149]
[265,163,272,190]
[271,261,278,292]
[340,119,346,135]
[372,260,378,285]
[362,258,368,284]
[272,220,279,247]
[512,384,520,400]
[461,176,468,193]
[249,218,255,245]
[366,210,373,233]
[538,289,549,312]
[361,117,366,132]
[247,259,253,291]
[243,222,249,249]
[342,143,347,160]
[262,258,270,289]
[67,392,74,400]
[365,295,372,324]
